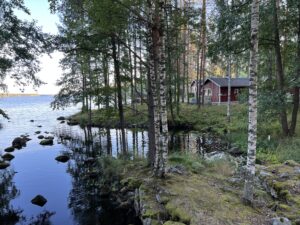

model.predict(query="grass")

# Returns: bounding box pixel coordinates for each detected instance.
[70,103,300,164]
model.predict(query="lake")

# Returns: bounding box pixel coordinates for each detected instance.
[0,95,224,225]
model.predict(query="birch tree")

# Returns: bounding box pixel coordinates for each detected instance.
[243,0,260,204]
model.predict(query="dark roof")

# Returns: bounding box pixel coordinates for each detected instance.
[204,77,249,87]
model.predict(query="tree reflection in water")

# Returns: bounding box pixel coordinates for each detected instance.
[60,127,142,225]
[0,168,21,224]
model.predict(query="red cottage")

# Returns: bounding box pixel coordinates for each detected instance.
[203,77,249,104]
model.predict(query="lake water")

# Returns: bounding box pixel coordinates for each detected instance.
[0,96,224,225]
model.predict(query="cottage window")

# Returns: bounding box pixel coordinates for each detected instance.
[205,88,212,96]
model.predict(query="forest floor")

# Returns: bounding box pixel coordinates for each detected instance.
[116,155,300,225]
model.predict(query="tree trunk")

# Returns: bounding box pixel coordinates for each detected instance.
[243,0,260,205]
[111,35,127,153]
[273,0,289,136]
[227,56,231,123]
[290,2,300,136]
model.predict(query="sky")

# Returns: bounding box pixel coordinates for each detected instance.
[5,0,63,95]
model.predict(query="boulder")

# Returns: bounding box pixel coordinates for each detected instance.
[12,137,26,149]
[30,120,34,122]
[31,195,47,207]
[55,155,70,163]
[57,116,66,121]
[35,131,41,134]
[37,125,42,128]
[227,147,244,156]
[4,147,14,152]
[0,161,10,169]
[2,153,14,161]
[37,135,44,139]
[270,217,291,225]
[40,139,53,146]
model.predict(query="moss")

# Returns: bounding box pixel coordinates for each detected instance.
[163,221,186,225]
[141,209,161,219]
[165,202,191,224]
[278,204,292,211]
[120,177,142,189]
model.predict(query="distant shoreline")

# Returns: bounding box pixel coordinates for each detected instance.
[0,93,53,98]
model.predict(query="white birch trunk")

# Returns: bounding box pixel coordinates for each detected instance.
[243,0,260,204]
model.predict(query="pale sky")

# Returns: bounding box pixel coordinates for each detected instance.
[6,0,63,95]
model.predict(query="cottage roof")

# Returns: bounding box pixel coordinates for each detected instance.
[204,77,249,87]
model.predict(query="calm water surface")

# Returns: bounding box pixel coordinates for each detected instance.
[0,96,223,225]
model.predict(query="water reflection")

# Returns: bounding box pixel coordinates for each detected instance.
[58,127,142,225]
[0,169,21,224]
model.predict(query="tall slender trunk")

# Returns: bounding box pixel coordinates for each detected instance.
[243,0,259,204]
[103,56,110,109]
[273,0,289,136]
[200,0,206,105]
[111,35,127,153]
[227,56,231,123]
[290,2,300,136]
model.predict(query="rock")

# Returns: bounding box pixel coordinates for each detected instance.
[44,131,49,134]
[2,153,15,161]
[57,116,66,121]
[205,151,227,161]
[37,135,44,139]
[40,139,53,146]
[0,161,10,169]
[35,131,41,134]
[259,170,272,178]
[37,125,42,128]
[279,172,290,179]
[12,137,26,149]
[45,136,54,140]
[60,135,72,140]
[30,120,34,122]
[31,195,47,207]
[270,217,291,225]
[60,120,65,124]
[227,147,244,156]
[166,165,186,175]
[4,147,14,152]
[294,167,300,174]
[55,155,70,163]
[67,120,79,126]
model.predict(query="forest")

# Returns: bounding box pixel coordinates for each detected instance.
[1,0,300,224]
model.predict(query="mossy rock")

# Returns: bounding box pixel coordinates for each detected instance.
[141,209,161,220]
[0,161,10,169]
[55,155,70,163]
[4,147,14,152]
[2,153,15,161]
[165,202,191,224]
[163,221,186,225]
[40,139,53,146]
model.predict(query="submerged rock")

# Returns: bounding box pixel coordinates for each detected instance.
[2,153,15,161]
[4,147,14,152]
[31,195,47,207]
[0,161,10,169]
[37,135,44,139]
[55,155,70,163]
[270,217,291,225]
[57,116,66,121]
[40,139,53,146]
